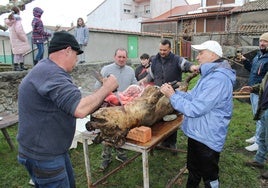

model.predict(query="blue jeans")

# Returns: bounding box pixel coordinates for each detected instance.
[78,44,86,62]
[35,43,44,62]
[18,152,75,188]
[250,93,262,143]
[254,109,268,164]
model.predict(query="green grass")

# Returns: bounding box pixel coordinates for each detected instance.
[0,99,263,187]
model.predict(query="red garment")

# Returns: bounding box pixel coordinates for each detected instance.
[104,85,145,106]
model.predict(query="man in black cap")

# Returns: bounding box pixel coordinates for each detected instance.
[17,31,119,187]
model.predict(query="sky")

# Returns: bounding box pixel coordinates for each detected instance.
[0,0,105,33]
[0,0,200,33]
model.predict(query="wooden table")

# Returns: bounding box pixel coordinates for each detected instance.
[82,115,183,188]
[0,113,18,150]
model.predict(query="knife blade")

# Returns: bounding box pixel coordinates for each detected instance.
[90,69,125,110]
[90,69,104,83]
[115,91,126,111]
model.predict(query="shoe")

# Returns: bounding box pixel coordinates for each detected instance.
[245,143,258,152]
[261,171,268,179]
[20,63,28,70]
[100,159,111,171]
[245,136,256,144]
[13,63,22,71]
[245,160,264,169]
[28,178,34,186]
[79,61,85,64]
[115,155,127,163]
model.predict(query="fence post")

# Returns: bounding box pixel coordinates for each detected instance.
[2,40,6,64]
[31,40,35,64]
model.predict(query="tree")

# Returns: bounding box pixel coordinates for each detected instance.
[0,0,35,31]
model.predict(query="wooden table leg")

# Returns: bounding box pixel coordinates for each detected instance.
[82,137,92,188]
[142,150,149,188]
[1,128,15,150]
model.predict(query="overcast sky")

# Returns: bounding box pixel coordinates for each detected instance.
[0,0,105,33]
[0,0,200,33]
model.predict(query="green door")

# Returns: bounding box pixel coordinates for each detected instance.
[128,36,138,58]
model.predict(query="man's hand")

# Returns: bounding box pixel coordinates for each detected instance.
[190,65,200,73]
[102,74,119,92]
[239,86,252,93]
[160,83,175,98]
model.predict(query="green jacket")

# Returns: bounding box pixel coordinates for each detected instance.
[252,72,268,120]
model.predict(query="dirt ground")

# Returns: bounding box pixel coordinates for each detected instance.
[261,179,268,187]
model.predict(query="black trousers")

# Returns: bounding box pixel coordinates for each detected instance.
[186,138,220,188]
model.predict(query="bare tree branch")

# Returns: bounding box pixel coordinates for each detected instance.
[0,0,35,15]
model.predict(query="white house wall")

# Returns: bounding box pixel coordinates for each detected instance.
[150,0,187,18]
[118,18,143,32]
[23,30,166,65]
[87,0,189,32]
[200,0,249,8]
[87,0,121,30]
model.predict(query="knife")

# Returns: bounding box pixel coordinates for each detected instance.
[90,70,125,110]
[90,69,104,83]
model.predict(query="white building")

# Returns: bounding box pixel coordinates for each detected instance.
[87,0,189,32]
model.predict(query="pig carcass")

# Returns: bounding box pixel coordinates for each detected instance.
[86,73,198,147]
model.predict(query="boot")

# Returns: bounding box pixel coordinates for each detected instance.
[20,63,28,70]
[13,63,22,71]
[33,60,38,66]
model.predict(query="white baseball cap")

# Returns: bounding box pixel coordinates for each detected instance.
[191,40,223,57]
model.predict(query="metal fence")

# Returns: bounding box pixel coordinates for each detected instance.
[0,37,50,66]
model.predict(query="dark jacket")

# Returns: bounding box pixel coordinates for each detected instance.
[151,52,193,86]
[135,64,149,81]
[244,51,268,86]
[252,72,268,120]
[31,7,51,44]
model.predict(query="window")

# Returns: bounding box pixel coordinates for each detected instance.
[123,4,131,14]
[253,38,259,46]
[206,17,225,32]
[206,0,235,6]
[144,5,150,14]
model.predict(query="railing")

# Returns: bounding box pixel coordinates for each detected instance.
[0,38,50,67]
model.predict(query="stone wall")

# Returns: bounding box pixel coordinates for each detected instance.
[0,62,138,114]
[0,71,25,113]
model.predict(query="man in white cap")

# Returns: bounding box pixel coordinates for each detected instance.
[160,40,236,188]
[243,32,268,152]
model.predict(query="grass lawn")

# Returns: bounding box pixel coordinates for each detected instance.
[0,99,265,187]
[0,72,264,187]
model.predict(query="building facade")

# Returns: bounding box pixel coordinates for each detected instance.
[86,0,188,32]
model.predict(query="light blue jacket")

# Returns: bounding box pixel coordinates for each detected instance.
[74,26,89,45]
[170,60,236,152]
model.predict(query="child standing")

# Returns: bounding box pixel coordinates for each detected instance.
[32,7,51,65]
[74,18,89,64]
[5,6,30,71]
[135,53,151,81]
